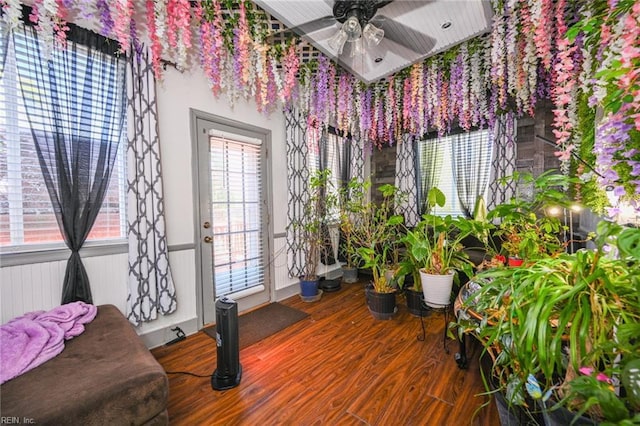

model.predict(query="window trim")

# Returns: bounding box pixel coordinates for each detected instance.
[0,239,128,266]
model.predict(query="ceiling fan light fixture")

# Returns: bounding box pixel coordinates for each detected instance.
[362,23,384,46]
[351,37,365,57]
[343,15,362,41]
[328,28,348,54]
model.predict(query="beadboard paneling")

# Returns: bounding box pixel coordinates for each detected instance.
[0,249,197,338]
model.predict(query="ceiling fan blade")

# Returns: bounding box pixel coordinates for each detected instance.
[286,15,337,36]
[376,0,394,9]
[377,15,436,55]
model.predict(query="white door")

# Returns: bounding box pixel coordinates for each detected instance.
[195,115,271,325]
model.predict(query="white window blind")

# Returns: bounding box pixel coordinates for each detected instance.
[0,28,126,249]
[209,133,264,296]
[418,129,492,217]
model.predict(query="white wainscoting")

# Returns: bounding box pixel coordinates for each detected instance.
[0,249,198,346]
[273,235,297,291]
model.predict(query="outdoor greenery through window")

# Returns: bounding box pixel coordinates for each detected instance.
[417,129,493,217]
[0,27,127,250]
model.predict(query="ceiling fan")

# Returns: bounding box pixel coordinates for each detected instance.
[290,0,436,58]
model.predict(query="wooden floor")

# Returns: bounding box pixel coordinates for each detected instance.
[152,282,499,425]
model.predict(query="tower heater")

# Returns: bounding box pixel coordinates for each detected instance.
[211,297,242,390]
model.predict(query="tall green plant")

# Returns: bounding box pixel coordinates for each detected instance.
[297,169,337,280]
[338,178,369,269]
[352,184,404,293]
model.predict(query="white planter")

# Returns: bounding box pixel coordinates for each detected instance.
[419,270,455,308]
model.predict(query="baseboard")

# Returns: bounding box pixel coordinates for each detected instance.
[139,317,199,349]
[275,282,300,301]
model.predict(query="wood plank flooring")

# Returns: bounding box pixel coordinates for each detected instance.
[152,282,499,425]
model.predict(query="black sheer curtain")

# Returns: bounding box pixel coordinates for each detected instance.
[452,130,493,218]
[12,22,125,304]
[416,137,444,214]
[318,131,336,265]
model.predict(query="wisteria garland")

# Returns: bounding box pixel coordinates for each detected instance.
[114,0,132,53]
[1,0,22,31]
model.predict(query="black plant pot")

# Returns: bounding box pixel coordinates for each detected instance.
[539,403,597,426]
[365,284,397,320]
[480,353,543,426]
[404,288,428,317]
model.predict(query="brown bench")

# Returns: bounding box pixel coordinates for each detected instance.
[0,305,168,425]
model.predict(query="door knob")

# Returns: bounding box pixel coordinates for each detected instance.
[203,236,213,243]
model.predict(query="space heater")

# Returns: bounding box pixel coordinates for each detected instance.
[211,297,242,390]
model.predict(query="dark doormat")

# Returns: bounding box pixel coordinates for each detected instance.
[203,302,309,349]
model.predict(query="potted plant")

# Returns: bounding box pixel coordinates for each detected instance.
[296,169,337,298]
[403,187,480,309]
[352,183,404,319]
[458,221,640,425]
[338,178,368,283]
[489,171,574,265]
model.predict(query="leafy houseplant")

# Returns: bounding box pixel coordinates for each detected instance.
[403,187,482,308]
[489,171,574,264]
[297,169,337,296]
[459,221,640,424]
[352,183,404,319]
[338,178,369,283]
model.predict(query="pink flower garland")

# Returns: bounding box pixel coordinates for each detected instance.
[552,37,578,161]
[619,2,640,131]
[146,0,162,79]
[532,0,555,70]
[165,0,191,68]
[282,44,300,105]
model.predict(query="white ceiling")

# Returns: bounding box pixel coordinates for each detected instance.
[255,0,494,84]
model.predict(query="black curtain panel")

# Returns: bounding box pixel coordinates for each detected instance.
[12,23,126,304]
[416,137,444,214]
[452,130,493,218]
[318,131,336,266]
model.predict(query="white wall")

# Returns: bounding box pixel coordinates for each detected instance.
[0,59,298,346]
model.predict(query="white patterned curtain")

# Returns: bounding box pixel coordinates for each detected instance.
[395,135,420,227]
[125,47,177,326]
[285,107,310,278]
[487,112,518,212]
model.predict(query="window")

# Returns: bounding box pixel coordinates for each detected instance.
[0,27,127,250]
[308,131,344,221]
[209,131,265,297]
[417,129,493,217]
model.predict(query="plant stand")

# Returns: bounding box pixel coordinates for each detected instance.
[415,303,451,354]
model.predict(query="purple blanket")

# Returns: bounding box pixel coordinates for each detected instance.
[0,302,97,385]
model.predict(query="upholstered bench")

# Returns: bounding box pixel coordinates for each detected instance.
[0,304,169,425]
